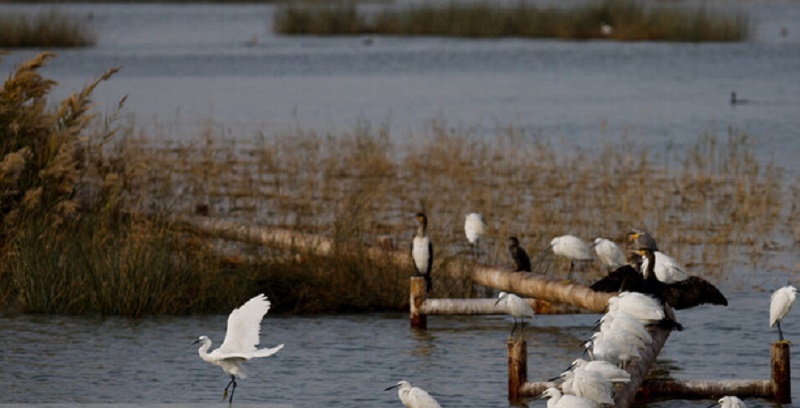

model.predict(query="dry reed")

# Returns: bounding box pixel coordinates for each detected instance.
[0,10,95,48]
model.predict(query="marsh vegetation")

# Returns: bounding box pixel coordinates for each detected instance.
[0,10,95,48]
[274,0,751,41]
[1,53,793,316]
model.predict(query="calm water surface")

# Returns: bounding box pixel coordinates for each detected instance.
[0,3,798,406]
[0,2,799,170]
[0,286,796,407]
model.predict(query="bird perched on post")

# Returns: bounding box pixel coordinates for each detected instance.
[507,236,531,272]
[495,291,535,338]
[384,380,442,408]
[547,235,592,281]
[770,285,797,341]
[194,294,284,406]
[411,212,433,292]
[464,213,487,261]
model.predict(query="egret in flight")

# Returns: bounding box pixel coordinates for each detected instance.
[194,294,284,406]
[770,285,797,341]
[411,212,433,292]
[384,380,442,408]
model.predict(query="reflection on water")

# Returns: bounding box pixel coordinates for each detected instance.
[0,289,794,407]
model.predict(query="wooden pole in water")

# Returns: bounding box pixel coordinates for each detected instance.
[508,338,527,401]
[410,276,427,330]
[771,341,791,403]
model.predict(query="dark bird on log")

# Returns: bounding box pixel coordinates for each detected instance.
[507,236,531,272]
[591,248,728,310]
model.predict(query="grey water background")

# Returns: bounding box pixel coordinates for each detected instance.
[0,1,799,407]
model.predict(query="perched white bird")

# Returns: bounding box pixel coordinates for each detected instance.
[384,380,442,408]
[495,291,535,338]
[640,250,688,284]
[464,213,487,261]
[549,235,592,281]
[770,285,797,341]
[538,386,597,408]
[589,330,642,368]
[598,312,653,345]
[607,292,665,323]
[411,212,433,292]
[711,396,748,408]
[590,237,626,270]
[570,369,615,406]
[570,358,631,383]
[194,294,284,405]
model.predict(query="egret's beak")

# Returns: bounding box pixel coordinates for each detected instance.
[192,338,201,345]
[589,241,598,249]
[706,403,721,408]
[494,298,502,306]
[384,384,400,392]
[546,373,562,382]
[536,391,548,399]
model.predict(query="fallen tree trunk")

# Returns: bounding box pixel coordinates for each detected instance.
[420,298,587,315]
[637,379,773,401]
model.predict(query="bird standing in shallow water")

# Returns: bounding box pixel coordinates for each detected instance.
[770,285,797,341]
[384,380,442,408]
[194,294,284,406]
[464,213,487,261]
[507,236,531,272]
[411,213,433,292]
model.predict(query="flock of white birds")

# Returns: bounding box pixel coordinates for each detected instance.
[189,212,797,408]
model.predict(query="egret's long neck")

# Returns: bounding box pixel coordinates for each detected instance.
[197,338,213,362]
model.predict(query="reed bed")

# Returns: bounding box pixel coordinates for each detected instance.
[273,0,750,42]
[0,10,95,48]
[1,53,791,316]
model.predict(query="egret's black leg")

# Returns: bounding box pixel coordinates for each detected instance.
[567,260,575,281]
[223,375,235,401]
[778,321,785,341]
[228,378,237,406]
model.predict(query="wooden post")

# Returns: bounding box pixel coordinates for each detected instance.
[771,341,791,403]
[410,276,427,330]
[508,339,527,401]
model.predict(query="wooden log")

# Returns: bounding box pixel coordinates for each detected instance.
[410,276,427,330]
[518,307,673,408]
[637,379,773,401]
[470,268,614,313]
[508,339,527,401]
[771,341,791,403]
[419,298,589,315]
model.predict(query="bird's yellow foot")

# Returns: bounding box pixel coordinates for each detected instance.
[222,389,228,401]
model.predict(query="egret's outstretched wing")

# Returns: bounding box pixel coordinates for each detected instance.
[219,294,271,355]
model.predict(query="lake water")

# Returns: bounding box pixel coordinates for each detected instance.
[0,286,795,407]
[0,2,799,406]
[0,2,799,170]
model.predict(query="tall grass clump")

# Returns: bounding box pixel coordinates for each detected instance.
[274,0,750,41]
[0,53,257,316]
[0,10,95,48]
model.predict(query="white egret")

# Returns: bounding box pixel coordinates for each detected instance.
[411,212,433,292]
[770,285,797,341]
[507,236,531,272]
[570,369,615,406]
[384,380,442,408]
[590,330,643,368]
[537,386,597,408]
[640,250,688,284]
[607,292,665,323]
[710,396,747,408]
[464,213,487,261]
[194,294,284,406]
[598,312,653,345]
[570,358,631,383]
[495,291,535,338]
[590,237,626,270]
[549,235,592,281]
